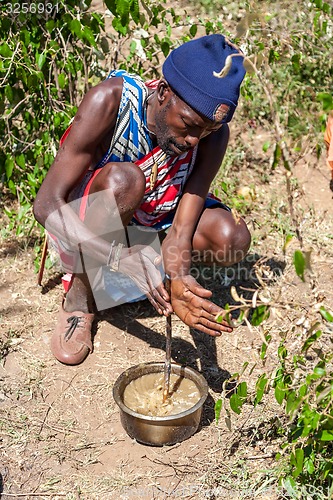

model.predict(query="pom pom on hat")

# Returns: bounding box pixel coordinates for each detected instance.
[162,34,246,123]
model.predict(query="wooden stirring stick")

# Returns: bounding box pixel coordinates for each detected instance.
[138,251,172,403]
[163,276,172,403]
[37,235,48,286]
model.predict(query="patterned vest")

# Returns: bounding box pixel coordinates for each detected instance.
[100,70,197,226]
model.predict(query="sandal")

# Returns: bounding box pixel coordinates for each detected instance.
[51,300,95,365]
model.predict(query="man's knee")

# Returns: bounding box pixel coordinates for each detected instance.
[228,217,251,263]
[91,162,146,205]
[210,212,251,265]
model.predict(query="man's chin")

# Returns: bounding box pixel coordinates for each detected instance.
[159,145,177,156]
[160,143,187,157]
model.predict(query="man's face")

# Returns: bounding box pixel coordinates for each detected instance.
[154,89,222,156]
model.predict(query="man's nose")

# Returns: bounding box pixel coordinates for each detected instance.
[185,134,200,148]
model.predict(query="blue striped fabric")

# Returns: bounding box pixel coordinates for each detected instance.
[94,69,154,169]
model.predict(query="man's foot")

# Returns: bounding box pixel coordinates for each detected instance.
[51,300,95,365]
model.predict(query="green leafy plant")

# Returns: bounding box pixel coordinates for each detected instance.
[214,262,333,494]
[1,0,106,235]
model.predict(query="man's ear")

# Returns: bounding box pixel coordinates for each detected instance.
[157,79,172,103]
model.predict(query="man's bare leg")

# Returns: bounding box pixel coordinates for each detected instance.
[64,162,146,314]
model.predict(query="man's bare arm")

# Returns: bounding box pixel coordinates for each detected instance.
[162,124,233,335]
[33,78,123,263]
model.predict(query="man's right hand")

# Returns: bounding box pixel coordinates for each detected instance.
[170,275,233,336]
[118,245,173,316]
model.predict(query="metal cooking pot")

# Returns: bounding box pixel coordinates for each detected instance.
[113,362,208,446]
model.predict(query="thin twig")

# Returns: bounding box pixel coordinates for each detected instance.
[163,276,172,402]
[245,453,275,460]
[0,42,20,87]
[4,95,30,121]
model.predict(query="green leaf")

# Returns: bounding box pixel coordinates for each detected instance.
[116,0,130,26]
[278,343,288,360]
[190,24,197,37]
[283,476,296,496]
[272,143,281,169]
[5,85,14,103]
[57,73,66,89]
[298,384,307,398]
[83,26,96,47]
[214,399,222,424]
[275,385,285,405]
[293,448,304,477]
[70,19,82,38]
[282,233,293,253]
[37,52,46,70]
[45,20,55,32]
[304,456,315,474]
[112,17,128,35]
[8,179,16,195]
[27,74,38,90]
[254,374,268,407]
[293,250,305,281]
[0,43,13,57]
[240,362,249,375]
[301,330,322,352]
[262,140,270,153]
[317,92,333,111]
[260,342,267,360]
[313,365,326,377]
[130,0,140,23]
[104,0,117,14]
[237,381,247,399]
[15,154,25,169]
[317,430,333,441]
[286,392,301,415]
[251,305,270,326]
[161,41,170,57]
[319,306,333,322]
[230,393,242,414]
[5,156,14,180]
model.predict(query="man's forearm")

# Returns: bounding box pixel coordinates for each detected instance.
[162,231,193,279]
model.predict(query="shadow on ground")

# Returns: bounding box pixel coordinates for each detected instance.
[95,252,285,392]
[0,472,4,496]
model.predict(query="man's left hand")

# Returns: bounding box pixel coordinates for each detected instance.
[170,275,233,336]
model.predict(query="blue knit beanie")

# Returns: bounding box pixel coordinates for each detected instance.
[162,34,246,123]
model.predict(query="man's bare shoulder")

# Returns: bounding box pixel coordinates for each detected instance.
[81,77,124,114]
[69,76,124,137]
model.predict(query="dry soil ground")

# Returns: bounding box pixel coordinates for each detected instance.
[1,118,333,500]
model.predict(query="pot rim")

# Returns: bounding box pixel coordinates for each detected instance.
[113,362,208,422]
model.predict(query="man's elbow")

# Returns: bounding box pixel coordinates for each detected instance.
[33,195,47,227]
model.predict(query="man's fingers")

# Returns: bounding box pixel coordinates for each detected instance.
[189,317,233,335]
[181,275,212,298]
[140,247,162,265]
[150,287,172,312]
[146,292,163,315]
[199,317,233,333]
[156,282,170,302]
[154,255,162,266]
[182,299,233,332]
[192,324,222,337]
